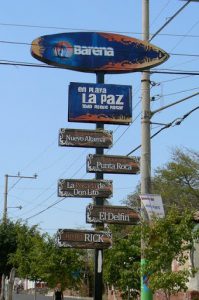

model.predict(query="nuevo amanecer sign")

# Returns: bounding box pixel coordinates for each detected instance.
[87,154,140,174]
[58,179,113,198]
[31,32,169,73]
[57,229,112,249]
[59,128,113,148]
[86,204,140,225]
[68,82,132,125]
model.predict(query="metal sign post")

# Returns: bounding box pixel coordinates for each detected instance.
[94,72,105,300]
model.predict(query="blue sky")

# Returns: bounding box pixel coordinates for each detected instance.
[0,0,198,234]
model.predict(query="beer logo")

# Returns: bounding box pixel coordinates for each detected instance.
[53,41,73,58]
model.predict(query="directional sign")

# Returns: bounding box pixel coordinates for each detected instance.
[31,32,169,73]
[86,204,140,225]
[59,128,113,148]
[58,179,113,198]
[87,154,140,174]
[68,82,132,125]
[57,229,112,249]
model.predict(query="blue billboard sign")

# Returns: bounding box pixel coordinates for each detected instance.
[68,82,132,125]
[31,32,169,73]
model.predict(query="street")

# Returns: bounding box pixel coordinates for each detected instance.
[13,293,93,300]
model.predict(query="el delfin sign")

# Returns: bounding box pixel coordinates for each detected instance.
[68,82,132,125]
[59,128,113,148]
[86,204,140,225]
[57,229,112,249]
[31,32,169,73]
[58,179,113,198]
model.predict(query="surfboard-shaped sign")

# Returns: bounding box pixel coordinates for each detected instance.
[31,32,169,73]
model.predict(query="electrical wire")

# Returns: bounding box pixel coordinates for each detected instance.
[170,19,199,52]
[0,22,199,38]
[126,106,199,156]
[0,59,199,76]
[25,198,65,221]
[159,75,192,83]
[150,70,199,76]
[170,53,199,57]
[18,148,90,217]
[8,178,22,192]
[150,0,172,28]
[0,39,199,60]
[149,0,192,42]
[151,87,199,99]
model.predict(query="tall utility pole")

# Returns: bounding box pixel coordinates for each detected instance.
[3,173,37,224]
[141,0,151,196]
[141,1,153,300]
[94,72,105,300]
[140,1,196,299]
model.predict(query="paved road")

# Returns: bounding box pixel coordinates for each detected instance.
[13,294,51,300]
[13,293,92,300]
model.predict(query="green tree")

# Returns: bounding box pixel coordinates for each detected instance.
[122,148,199,299]
[9,224,85,289]
[104,225,141,299]
[9,223,47,281]
[142,208,199,300]
[40,235,85,289]
[0,220,17,276]
[124,148,199,212]
[152,148,199,211]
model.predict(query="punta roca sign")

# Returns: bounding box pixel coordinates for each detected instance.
[31,32,169,73]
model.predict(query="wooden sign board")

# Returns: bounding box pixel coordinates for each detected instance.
[59,128,113,148]
[86,204,140,225]
[58,179,113,198]
[57,229,112,249]
[87,154,140,174]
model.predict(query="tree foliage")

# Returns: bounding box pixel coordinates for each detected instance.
[121,148,199,298]
[8,223,85,288]
[124,148,199,212]
[0,220,18,276]
[152,148,199,211]
[103,225,141,297]
[142,208,199,299]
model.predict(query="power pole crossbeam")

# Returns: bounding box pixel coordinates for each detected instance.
[2,173,37,224]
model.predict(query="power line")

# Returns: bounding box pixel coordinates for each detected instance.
[18,148,89,217]
[126,106,199,156]
[0,22,199,38]
[0,59,199,76]
[150,0,172,28]
[150,70,199,76]
[170,53,199,57]
[160,75,192,83]
[149,0,192,41]
[25,198,65,221]
[170,19,199,52]
[1,39,199,59]
[151,87,199,100]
